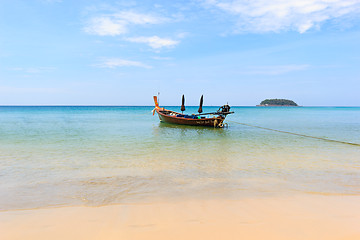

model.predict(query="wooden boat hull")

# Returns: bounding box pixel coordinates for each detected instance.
[157,111,225,127]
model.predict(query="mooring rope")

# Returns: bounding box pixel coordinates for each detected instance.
[227,120,360,147]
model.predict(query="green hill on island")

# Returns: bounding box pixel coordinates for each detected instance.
[259,99,298,106]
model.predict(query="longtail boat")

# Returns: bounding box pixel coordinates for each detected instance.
[152,95,234,128]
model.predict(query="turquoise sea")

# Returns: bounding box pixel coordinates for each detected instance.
[1,106,360,211]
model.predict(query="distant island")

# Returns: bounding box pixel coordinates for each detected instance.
[257,99,298,106]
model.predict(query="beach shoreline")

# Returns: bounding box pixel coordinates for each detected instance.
[1,194,360,240]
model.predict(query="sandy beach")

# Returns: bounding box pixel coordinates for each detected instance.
[1,194,360,240]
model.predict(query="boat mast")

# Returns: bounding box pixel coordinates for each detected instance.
[181,95,185,113]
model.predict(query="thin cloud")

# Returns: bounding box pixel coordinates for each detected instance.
[176,32,189,39]
[9,67,56,74]
[84,10,167,36]
[203,0,360,33]
[152,56,173,60]
[113,11,164,25]
[85,17,127,36]
[125,36,179,49]
[95,58,152,69]
[41,0,63,3]
[0,86,62,94]
[240,65,310,75]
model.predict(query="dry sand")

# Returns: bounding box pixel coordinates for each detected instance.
[1,194,360,240]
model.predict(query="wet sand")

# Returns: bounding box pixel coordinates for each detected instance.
[1,194,360,240]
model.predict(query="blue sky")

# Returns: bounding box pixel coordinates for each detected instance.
[1,0,360,106]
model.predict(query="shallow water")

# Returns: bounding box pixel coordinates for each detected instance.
[0,106,359,210]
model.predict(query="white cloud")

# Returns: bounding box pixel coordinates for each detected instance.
[84,11,166,36]
[125,36,179,49]
[95,58,152,69]
[240,64,310,75]
[113,11,164,25]
[203,0,360,33]
[85,17,127,36]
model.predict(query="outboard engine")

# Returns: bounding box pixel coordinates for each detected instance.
[218,104,231,114]
[221,104,231,113]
